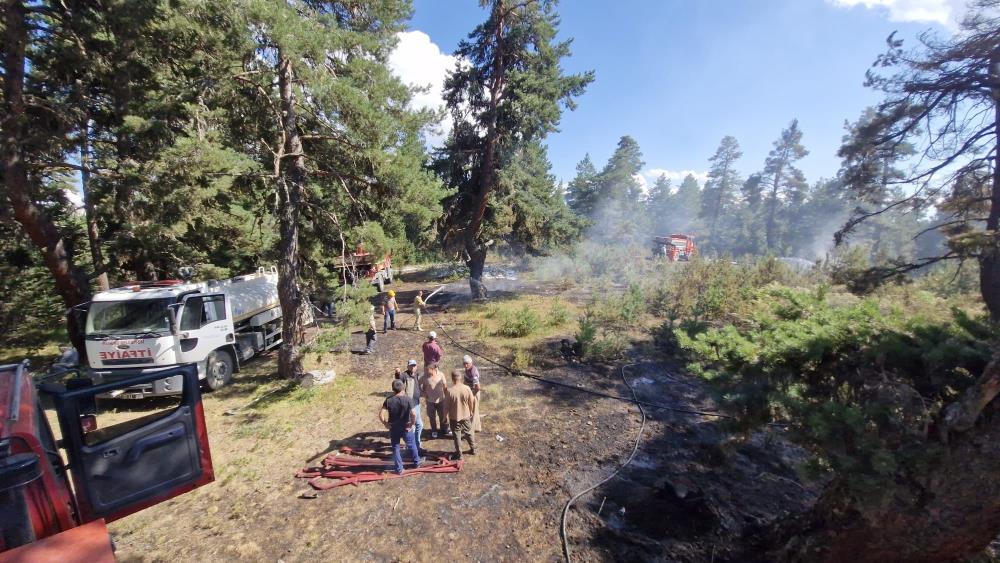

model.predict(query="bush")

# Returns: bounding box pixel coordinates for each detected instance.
[675,288,993,503]
[511,348,534,372]
[548,299,570,326]
[493,305,541,338]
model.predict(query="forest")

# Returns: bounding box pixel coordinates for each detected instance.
[2,0,1000,561]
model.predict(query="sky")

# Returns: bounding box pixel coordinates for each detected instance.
[389,0,967,190]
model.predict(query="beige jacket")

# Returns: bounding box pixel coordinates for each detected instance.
[445,382,477,422]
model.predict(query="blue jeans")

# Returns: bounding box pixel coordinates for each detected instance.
[411,404,424,451]
[383,309,396,331]
[389,427,421,474]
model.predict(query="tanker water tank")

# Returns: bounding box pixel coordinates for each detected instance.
[214,270,280,323]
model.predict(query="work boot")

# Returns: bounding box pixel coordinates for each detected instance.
[467,448,476,456]
[451,453,462,461]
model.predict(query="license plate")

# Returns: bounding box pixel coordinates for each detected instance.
[122,392,145,400]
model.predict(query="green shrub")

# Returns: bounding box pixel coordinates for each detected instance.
[548,299,570,326]
[493,305,541,338]
[676,288,993,503]
[511,348,534,371]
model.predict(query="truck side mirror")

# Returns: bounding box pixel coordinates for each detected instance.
[167,303,181,335]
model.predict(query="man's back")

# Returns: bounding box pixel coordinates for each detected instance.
[423,340,442,363]
[383,394,413,431]
[446,382,475,421]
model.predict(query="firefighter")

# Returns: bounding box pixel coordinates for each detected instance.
[383,290,398,333]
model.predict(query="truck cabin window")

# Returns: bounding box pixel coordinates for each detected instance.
[180,295,227,331]
[86,298,173,337]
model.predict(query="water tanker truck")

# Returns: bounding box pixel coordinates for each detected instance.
[84,267,282,397]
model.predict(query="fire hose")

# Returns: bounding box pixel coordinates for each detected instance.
[560,363,645,562]
[296,446,462,490]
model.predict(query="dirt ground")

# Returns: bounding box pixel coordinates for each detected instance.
[85,266,814,562]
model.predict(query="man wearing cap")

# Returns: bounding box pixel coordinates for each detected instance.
[420,362,449,438]
[422,331,442,368]
[379,378,422,475]
[445,368,477,460]
[382,290,398,333]
[462,355,483,432]
[397,359,424,452]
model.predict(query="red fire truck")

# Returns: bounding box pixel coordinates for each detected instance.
[0,361,213,561]
[333,244,394,292]
[652,234,698,262]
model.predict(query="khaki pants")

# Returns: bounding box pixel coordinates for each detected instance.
[415,308,422,330]
[450,419,476,457]
[426,401,448,433]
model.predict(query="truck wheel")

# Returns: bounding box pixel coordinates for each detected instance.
[205,350,234,391]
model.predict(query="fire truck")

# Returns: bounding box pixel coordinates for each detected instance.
[0,361,213,561]
[332,244,393,292]
[85,267,282,398]
[652,234,698,262]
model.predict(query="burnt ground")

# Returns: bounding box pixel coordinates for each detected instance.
[98,265,817,562]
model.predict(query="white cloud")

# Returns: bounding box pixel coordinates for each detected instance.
[632,173,649,193]
[826,0,967,27]
[388,30,457,146]
[643,168,709,188]
[64,188,84,210]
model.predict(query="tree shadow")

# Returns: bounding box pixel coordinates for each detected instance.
[305,429,458,464]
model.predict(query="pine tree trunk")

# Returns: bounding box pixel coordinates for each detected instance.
[980,53,1000,322]
[2,0,91,358]
[81,119,109,291]
[766,167,782,252]
[769,355,1000,562]
[276,49,307,380]
[463,0,505,300]
[467,244,487,299]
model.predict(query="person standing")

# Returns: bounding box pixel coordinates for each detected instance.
[413,289,427,331]
[378,379,422,475]
[463,355,483,432]
[383,290,398,333]
[422,331,442,368]
[420,362,450,438]
[445,369,477,460]
[365,306,377,354]
[397,360,424,452]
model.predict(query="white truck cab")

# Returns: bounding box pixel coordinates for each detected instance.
[84,268,282,397]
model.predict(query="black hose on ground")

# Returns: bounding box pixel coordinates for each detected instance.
[560,363,646,563]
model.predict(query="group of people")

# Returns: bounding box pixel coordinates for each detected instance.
[377,331,484,474]
[364,289,427,354]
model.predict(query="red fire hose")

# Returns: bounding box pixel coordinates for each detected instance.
[296,446,463,490]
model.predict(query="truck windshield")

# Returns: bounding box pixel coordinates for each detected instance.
[86,298,173,337]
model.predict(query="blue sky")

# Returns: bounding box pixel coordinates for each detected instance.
[391,0,962,189]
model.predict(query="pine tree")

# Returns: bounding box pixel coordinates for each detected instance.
[671,173,702,233]
[762,119,809,252]
[566,154,599,217]
[645,174,672,234]
[700,136,742,252]
[436,0,592,297]
[235,0,430,377]
[589,135,644,241]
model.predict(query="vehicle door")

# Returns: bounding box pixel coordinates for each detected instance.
[44,364,214,523]
[175,293,231,367]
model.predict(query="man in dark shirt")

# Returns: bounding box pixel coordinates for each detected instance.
[378,379,422,474]
[396,359,424,453]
